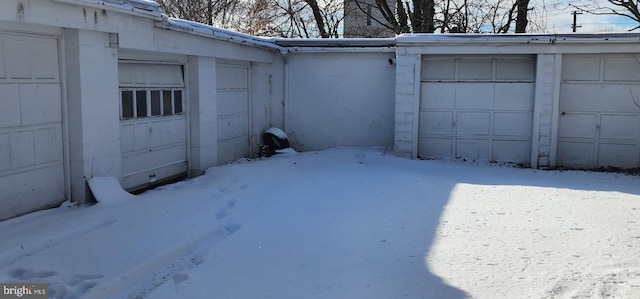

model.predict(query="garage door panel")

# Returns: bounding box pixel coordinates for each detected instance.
[149,120,164,148]
[418,137,451,157]
[459,58,492,80]
[558,54,640,168]
[121,123,135,153]
[0,33,64,220]
[421,83,455,109]
[557,142,595,167]
[455,84,493,109]
[603,56,640,82]
[121,148,186,188]
[600,115,638,140]
[35,127,62,164]
[218,136,249,164]
[5,37,32,79]
[496,58,535,81]
[134,123,149,151]
[562,55,600,81]
[217,64,249,163]
[122,146,186,174]
[494,112,532,136]
[420,111,453,134]
[560,84,640,112]
[0,85,21,127]
[419,55,534,164]
[172,118,186,145]
[493,140,529,162]
[457,112,490,135]
[0,133,10,171]
[4,35,58,81]
[494,83,534,110]
[457,139,489,160]
[218,91,249,115]
[0,165,64,214]
[218,113,248,141]
[558,114,597,138]
[12,130,36,169]
[19,84,62,125]
[30,38,59,80]
[422,58,455,80]
[598,143,638,167]
[217,67,248,90]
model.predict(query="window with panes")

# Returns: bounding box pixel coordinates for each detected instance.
[118,63,185,120]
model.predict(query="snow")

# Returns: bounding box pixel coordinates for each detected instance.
[264,127,288,140]
[87,177,136,204]
[163,18,284,51]
[0,147,639,298]
[55,0,163,16]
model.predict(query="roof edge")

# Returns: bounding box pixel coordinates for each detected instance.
[396,33,640,45]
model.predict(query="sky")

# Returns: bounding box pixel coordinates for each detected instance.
[536,0,638,33]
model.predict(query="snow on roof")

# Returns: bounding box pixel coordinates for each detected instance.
[51,0,640,52]
[396,33,640,45]
[162,18,285,52]
[53,0,163,17]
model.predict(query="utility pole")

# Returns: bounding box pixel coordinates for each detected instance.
[572,11,582,32]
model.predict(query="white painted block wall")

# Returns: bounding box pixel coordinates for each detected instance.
[65,29,122,202]
[531,54,561,168]
[188,56,218,174]
[393,52,420,158]
[285,52,396,151]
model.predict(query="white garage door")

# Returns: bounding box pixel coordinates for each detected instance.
[419,56,535,163]
[217,63,250,164]
[119,63,187,190]
[558,54,640,168]
[0,33,64,219]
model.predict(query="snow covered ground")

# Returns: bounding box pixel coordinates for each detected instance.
[1,147,639,299]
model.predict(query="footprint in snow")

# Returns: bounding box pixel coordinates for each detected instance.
[215,208,230,219]
[65,274,104,286]
[173,272,190,284]
[9,268,57,279]
[223,223,242,234]
[226,199,236,209]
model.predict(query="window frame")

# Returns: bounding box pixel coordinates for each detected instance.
[119,88,185,120]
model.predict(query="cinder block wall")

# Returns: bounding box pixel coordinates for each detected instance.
[393,52,420,158]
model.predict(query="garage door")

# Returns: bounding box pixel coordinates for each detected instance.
[119,63,187,190]
[0,33,64,220]
[217,63,250,164]
[558,54,640,168]
[419,55,535,163]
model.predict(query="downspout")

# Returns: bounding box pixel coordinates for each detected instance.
[282,50,289,133]
[248,62,253,156]
[59,34,72,202]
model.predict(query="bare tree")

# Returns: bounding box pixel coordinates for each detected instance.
[156,0,241,27]
[439,0,531,33]
[267,0,344,37]
[571,0,640,31]
[348,0,435,34]
[346,0,534,36]
[515,0,530,32]
[232,0,279,36]
[157,0,343,38]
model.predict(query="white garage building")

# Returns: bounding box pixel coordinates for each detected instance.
[394,35,640,170]
[1,0,640,220]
